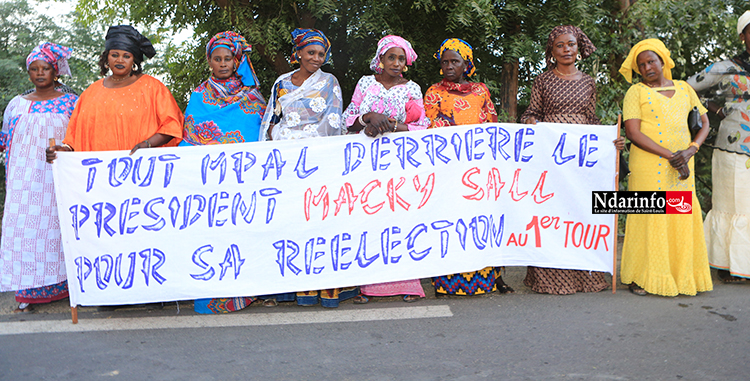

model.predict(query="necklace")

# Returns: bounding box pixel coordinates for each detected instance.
[553,67,579,77]
[109,75,129,83]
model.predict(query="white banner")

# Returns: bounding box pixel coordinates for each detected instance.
[52,123,618,306]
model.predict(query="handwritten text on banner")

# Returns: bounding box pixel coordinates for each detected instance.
[52,123,618,306]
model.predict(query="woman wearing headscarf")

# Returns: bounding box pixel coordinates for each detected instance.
[1,43,78,313]
[260,28,343,141]
[260,28,353,308]
[520,25,624,295]
[46,25,183,159]
[45,26,183,310]
[180,31,266,148]
[182,31,266,314]
[620,38,712,297]
[687,11,750,284]
[343,34,428,304]
[342,35,430,137]
[423,38,512,297]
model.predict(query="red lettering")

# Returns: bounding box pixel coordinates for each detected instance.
[562,220,575,247]
[359,180,384,215]
[486,167,505,200]
[531,170,554,204]
[594,224,610,251]
[414,173,435,209]
[387,177,410,211]
[509,168,528,201]
[462,167,484,200]
[333,183,358,216]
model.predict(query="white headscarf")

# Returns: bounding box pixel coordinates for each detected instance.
[738,11,750,35]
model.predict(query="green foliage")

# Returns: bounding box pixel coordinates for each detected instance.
[0,0,102,112]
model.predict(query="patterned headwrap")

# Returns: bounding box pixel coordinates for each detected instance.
[206,31,258,87]
[105,25,156,62]
[619,38,675,84]
[545,25,596,68]
[738,11,750,35]
[26,42,72,76]
[290,28,331,64]
[369,35,418,73]
[433,38,475,77]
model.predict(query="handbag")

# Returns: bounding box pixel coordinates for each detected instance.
[688,106,701,137]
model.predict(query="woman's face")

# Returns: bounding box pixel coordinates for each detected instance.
[551,33,578,65]
[108,49,136,77]
[741,25,750,53]
[440,49,467,83]
[297,44,326,74]
[209,47,234,80]
[27,60,56,89]
[380,47,406,78]
[636,50,664,84]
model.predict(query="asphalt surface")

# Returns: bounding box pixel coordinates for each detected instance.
[1,265,748,381]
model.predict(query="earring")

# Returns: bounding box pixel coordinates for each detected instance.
[132,63,138,72]
[54,76,59,82]
[403,66,408,72]
[378,62,384,69]
[550,57,556,64]
[576,54,582,60]
[105,62,110,69]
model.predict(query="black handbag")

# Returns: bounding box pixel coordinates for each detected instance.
[688,106,701,137]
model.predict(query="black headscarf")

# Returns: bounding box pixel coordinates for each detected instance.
[104,25,156,62]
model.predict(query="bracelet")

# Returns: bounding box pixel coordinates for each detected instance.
[689,141,700,151]
[393,123,398,132]
[144,140,151,148]
[716,107,724,117]
[357,114,367,126]
[61,143,73,152]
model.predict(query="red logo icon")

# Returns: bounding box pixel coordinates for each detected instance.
[665,191,693,214]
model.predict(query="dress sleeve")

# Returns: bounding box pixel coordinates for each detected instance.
[585,77,601,125]
[622,85,641,122]
[686,61,724,95]
[0,96,19,149]
[317,74,344,137]
[520,75,545,123]
[153,79,185,146]
[479,83,498,123]
[406,81,430,131]
[343,77,366,129]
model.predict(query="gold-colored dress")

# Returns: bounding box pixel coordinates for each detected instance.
[621,81,713,296]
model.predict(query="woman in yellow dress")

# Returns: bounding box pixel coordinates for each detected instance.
[619,39,713,297]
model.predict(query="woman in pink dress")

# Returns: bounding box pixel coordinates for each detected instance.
[342,35,429,303]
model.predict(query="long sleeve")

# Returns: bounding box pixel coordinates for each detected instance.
[520,75,545,123]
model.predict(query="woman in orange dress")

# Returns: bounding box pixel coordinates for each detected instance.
[47,25,183,158]
[45,25,183,310]
[423,38,513,296]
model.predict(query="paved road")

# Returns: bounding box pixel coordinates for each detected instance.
[1,268,748,381]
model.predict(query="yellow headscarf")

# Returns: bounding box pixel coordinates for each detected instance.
[618,38,675,83]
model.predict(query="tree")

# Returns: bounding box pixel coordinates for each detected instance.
[0,0,103,112]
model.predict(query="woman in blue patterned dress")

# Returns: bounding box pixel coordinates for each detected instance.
[179,31,267,313]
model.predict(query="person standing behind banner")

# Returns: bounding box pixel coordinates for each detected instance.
[259,28,354,308]
[46,25,183,159]
[520,25,624,295]
[180,31,267,314]
[342,35,428,304]
[619,38,712,297]
[1,43,78,313]
[423,38,515,297]
[687,11,750,284]
[45,25,183,310]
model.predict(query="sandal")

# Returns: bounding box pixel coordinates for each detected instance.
[352,294,370,304]
[262,299,278,307]
[628,283,647,296]
[495,276,515,294]
[403,295,420,303]
[718,270,747,284]
[13,303,33,314]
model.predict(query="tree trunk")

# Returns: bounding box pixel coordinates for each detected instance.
[499,58,519,122]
